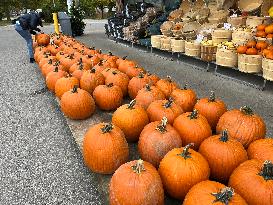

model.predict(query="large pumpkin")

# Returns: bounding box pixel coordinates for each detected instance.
[112,99,149,142]
[93,83,123,111]
[156,76,179,98]
[105,71,130,96]
[173,110,212,150]
[229,160,273,205]
[80,69,105,94]
[55,75,79,99]
[83,123,129,174]
[216,106,266,148]
[170,85,197,112]
[109,159,164,205]
[69,58,91,74]
[46,67,67,92]
[158,144,210,200]
[199,130,248,183]
[118,57,137,73]
[126,65,146,79]
[135,84,165,109]
[183,180,247,205]
[138,117,182,168]
[128,72,150,99]
[59,54,78,72]
[36,33,50,46]
[247,138,273,161]
[194,91,227,130]
[147,98,183,124]
[60,86,95,120]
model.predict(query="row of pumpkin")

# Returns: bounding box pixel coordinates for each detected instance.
[34,33,272,205]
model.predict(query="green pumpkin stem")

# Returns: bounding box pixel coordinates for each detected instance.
[72,85,78,93]
[259,160,273,181]
[240,106,254,116]
[138,72,145,78]
[112,71,118,75]
[101,123,114,133]
[127,99,136,109]
[107,83,114,87]
[156,117,168,133]
[145,84,151,91]
[48,59,53,64]
[54,66,59,72]
[108,51,113,56]
[219,130,229,142]
[98,59,104,66]
[166,75,172,82]
[164,98,173,108]
[132,159,145,174]
[54,61,60,66]
[79,64,83,70]
[184,84,188,90]
[122,56,127,60]
[90,68,96,73]
[178,143,194,159]
[211,187,235,204]
[209,91,216,102]
[188,109,198,119]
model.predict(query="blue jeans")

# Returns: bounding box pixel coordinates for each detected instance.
[15,24,34,58]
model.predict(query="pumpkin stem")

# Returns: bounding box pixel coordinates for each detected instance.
[166,75,172,82]
[90,68,96,73]
[138,72,145,78]
[211,187,235,204]
[90,46,95,50]
[71,85,78,93]
[131,159,145,174]
[183,84,188,90]
[54,61,60,66]
[101,123,113,133]
[108,51,113,56]
[107,83,114,87]
[122,56,127,60]
[209,91,216,102]
[145,84,151,91]
[178,143,194,159]
[79,64,83,70]
[259,160,273,181]
[156,117,168,133]
[164,98,173,108]
[98,59,104,66]
[240,106,254,116]
[188,109,198,119]
[112,71,118,75]
[127,99,136,109]
[98,49,102,54]
[79,58,83,63]
[54,66,59,72]
[219,130,229,142]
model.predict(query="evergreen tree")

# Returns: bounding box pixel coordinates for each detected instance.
[70,1,86,36]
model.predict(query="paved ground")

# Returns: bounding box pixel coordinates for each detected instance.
[0,20,272,205]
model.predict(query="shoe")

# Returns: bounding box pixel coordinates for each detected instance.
[30,58,35,63]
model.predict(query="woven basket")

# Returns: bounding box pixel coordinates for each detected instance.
[238,0,263,13]
[151,35,163,49]
[238,54,262,73]
[262,58,273,81]
[246,16,267,28]
[160,37,172,51]
[212,29,232,44]
[185,41,201,57]
[171,39,185,53]
[216,48,238,67]
[232,30,254,46]
[227,16,247,28]
[201,45,217,62]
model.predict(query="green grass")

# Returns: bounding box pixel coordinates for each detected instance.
[0,20,11,26]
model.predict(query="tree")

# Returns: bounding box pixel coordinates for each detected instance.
[70,1,86,36]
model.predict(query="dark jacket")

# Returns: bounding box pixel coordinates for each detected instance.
[19,12,43,32]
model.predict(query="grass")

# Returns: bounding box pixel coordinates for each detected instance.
[0,20,11,27]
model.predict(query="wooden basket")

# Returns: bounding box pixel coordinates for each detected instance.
[160,37,172,51]
[201,45,217,62]
[216,48,238,67]
[212,29,232,44]
[151,35,163,49]
[246,16,267,28]
[185,41,201,57]
[171,39,185,53]
[262,58,273,81]
[232,30,254,46]
[227,16,247,28]
[238,54,262,73]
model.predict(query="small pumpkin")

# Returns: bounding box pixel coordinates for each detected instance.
[46,67,68,92]
[69,58,91,74]
[80,69,105,94]
[265,24,273,34]
[147,98,183,125]
[135,84,165,109]
[101,67,119,78]
[55,51,66,61]
[216,106,266,148]
[256,30,267,38]
[173,110,212,150]
[183,180,247,205]
[60,85,95,120]
[59,54,78,72]
[109,159,164,205]
[158,143,210,200]
[237,45,248,54]
[126,65,146,79]
[112,99,149,142]
[71,63,85,81]
[199,130,248,183]
[256,41,268,50]
[247,138,273,161]
[246,47,258,55]
[146,71,160,85]
[229,160,273,205]
[267,33,273,38]
[128,72,151,99]
[36,33,50,46]
[55,75,79,99]
[257,24,266,31]
[246,40,256,48]
[266,51,273,59]
[138,117,182,168]
[93,83,123,111]
[43,61,65,77]
[118,57,137,73]
[194,91,227,130]
[156,76,179,98]
[83,123,129,174]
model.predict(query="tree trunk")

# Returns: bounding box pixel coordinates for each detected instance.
[100,6,104,19]
[116,0,124,14]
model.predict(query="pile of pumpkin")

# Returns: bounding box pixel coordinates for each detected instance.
[256,24,273,39]
[237,39,273,60]
[34,33,272,205]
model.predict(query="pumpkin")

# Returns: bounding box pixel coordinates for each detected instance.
[34,46,48,61]
[93,83,123,111]
[265,25,273,34]
[266,51,273,59]
[246,47,258,55]
[90,55,101,66]
[267,33,273,38]
[36,52,51,63]
[237,45,248,54]
[43,61,65,77]
[84,47,97,56]
[158,143,210,200]
[126,65,146,79]
[147,98,183,124]
[246,40,256,48]
[257,24,266,31]
[256,41,268,50]
[170,85,197,112]
[118,57,137,73]
[112,99,149,142]
[48,44,61,56]
[183,180,247,205]
[146,71,160,85]
[109,159,164,205]
[55,75,79,99]
[46,67,67,92]
[135,84,165,109]
[263,49,271,57]
[128,72,150,99]
[138,117,182,168]
[93,60,105,73]
[80,69,105,94]
[36,33,50,46]
[247,138,273,161]
[194,91,227,130]
[55,51,66,61]
[40,58,55,75]
[216,106,266,148]
[59,54,78,72]
[60,85,95,120]
[38,55,55,69]
[199,130,248,183]
[173,110,212,150]
[229,160,273,205]
[268,45,273,51]
[102,59,118,69]
[71,64,84,80]
[83,123,129,174]
[101,67,119,78]
[256,31,267,38]
[69,58,91,74]
[105,71,130,96]
[156,76,179,98]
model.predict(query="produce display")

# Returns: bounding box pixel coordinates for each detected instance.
[33,32,272,204]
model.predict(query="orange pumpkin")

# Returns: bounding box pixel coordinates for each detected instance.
[128,72,150,99]
[105,71,129,96]
[247,138,273,161]
[46,67,68,92]
[69,58,91,74]
[80,69,105,94]
[263,49,271,57]
[256,30,267,38]
[126,65,146,79]
[36,33,50,46]
[265,25,273,34]
[257,24,266,31]
[256,41,268,50]
[55,75,79,99]
[246,47,258,55]
[237,45,248,54]
[246,40,256,48]
[266,51,273,59]
[267,33,273,38]
[156,76,179,98]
